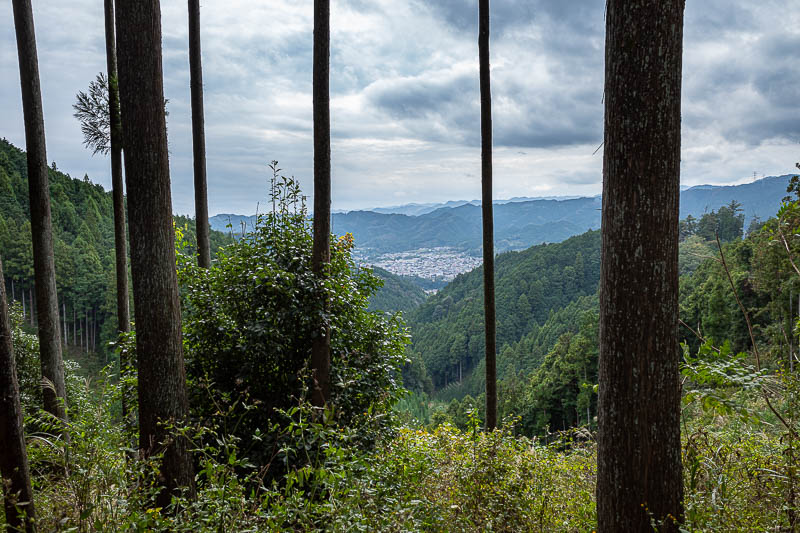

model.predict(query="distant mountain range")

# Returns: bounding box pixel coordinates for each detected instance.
[210,174,795,256]
[364,195,585,216]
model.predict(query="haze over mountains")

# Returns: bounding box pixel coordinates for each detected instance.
[210,174,794,257]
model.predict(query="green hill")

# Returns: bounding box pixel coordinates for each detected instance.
[405,229,601,391]
[367,266,428,314]
[0,138,232,358]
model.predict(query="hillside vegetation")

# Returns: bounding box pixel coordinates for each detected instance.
[367,266,429,314]
[0,139,232,359]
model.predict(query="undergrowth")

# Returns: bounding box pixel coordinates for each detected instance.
[4,363,796,532]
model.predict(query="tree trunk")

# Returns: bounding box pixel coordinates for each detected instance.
[188,0,211,269]
[0,256,36,532]
[479,0,497,431]
[597,1,685,531]
[11,0,68,426]
[115,0,196,505]
[311,0,331,408]
[104,0,131,339]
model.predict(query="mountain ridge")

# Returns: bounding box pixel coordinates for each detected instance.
[209,174,795,256]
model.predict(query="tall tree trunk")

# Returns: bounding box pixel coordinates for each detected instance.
[311,0,331,408]
[0,256,36,532]
[478,0,497,431]
[11,0,68,425]
[597,1,685,531]
[104,0,131,339]
[115,0,196,505]
[188,0,211,269]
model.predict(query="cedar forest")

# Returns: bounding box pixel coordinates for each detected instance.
[1,1,799,532]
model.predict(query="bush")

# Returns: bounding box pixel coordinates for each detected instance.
[177,167,409,471]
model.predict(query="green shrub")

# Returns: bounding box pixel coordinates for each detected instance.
[177,168,409,472]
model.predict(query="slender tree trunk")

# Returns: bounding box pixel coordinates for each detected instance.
[62,301,66,345]
[188,0,211,269]
[597,1,685,531]
[21,288,25,321]
[0,256,36,532]
[311,0,331,407]
[478,0,497,431]
[115,0,196,505]
[11,0,68,425]
[104,0,131,340]
[28,288,33,327]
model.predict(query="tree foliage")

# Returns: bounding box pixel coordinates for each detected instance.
[73,73,111,156]
[178,173,409,470]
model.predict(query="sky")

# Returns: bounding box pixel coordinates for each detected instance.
[1,1,799,215]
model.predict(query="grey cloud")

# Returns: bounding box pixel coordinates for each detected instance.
[367,71,477,120]
[682,27,800,146]
[422,0,601,36]
[559,171,599,185]
[685,1,770,41]
[2,0,798,214]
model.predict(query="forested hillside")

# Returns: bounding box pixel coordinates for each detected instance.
[0,139,232,357]
[367,266,428,314]
[406,198,772,437]
[406,230,601,390]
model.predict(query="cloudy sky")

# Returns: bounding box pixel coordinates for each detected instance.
[1,1,798,215]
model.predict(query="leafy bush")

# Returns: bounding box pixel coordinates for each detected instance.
[682,418,791,531]
[177,167,409,471]
[8,301,43,411]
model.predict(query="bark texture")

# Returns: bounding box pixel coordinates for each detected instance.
[311,0,331,407]
[479,0,497,431]
[597,1,685,531]
[0,257,36,532]
[12,0,68,426]
[188,0,211,269]
[115,0,196,505]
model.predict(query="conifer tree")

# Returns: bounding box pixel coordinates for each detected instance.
[102,0,134,425]
[11,0,68,427]
[115,0,196,505]
[479,0,497,430]
[188,0,211,269]
[103,0,130,337]
[597,1,685,531]
[311,0,332,407]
